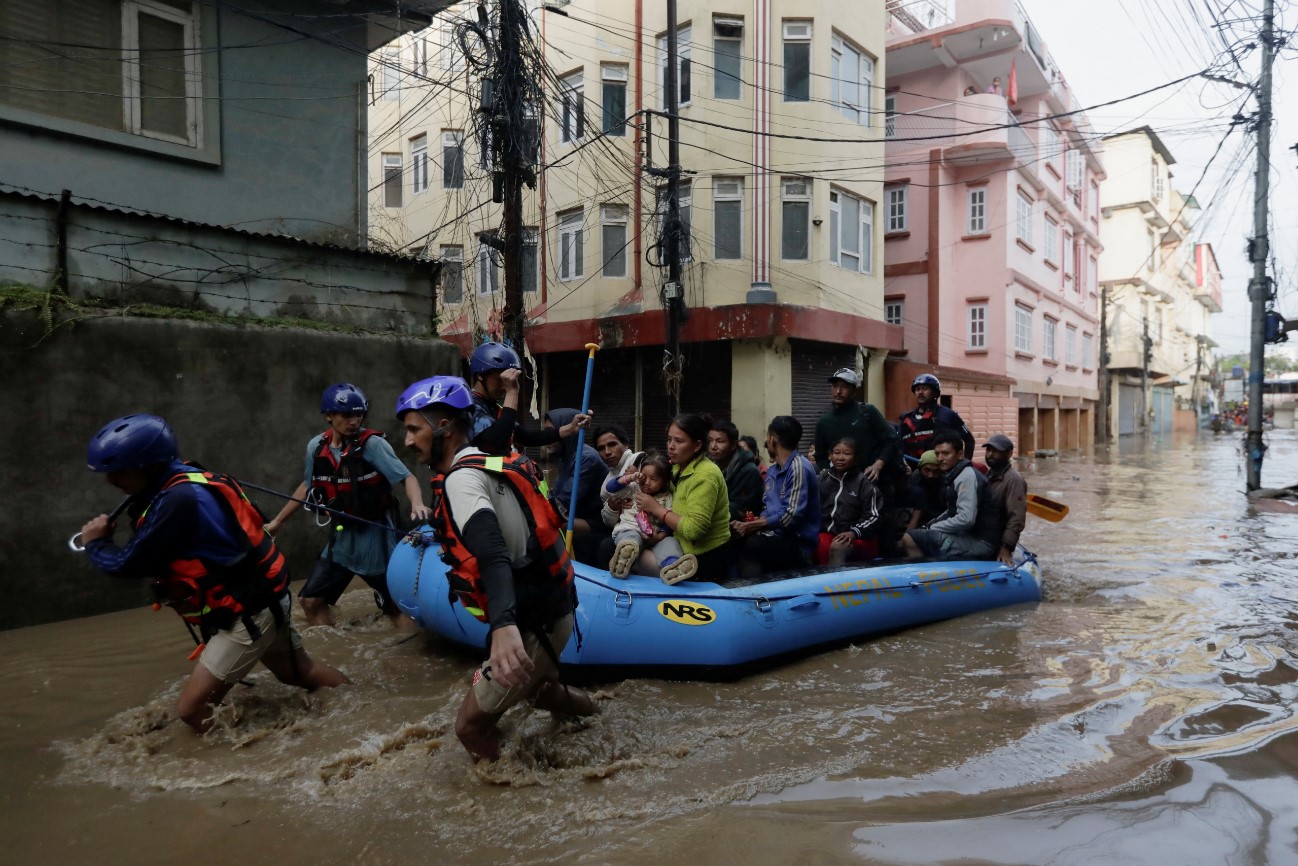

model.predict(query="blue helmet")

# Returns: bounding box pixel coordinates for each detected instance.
[86,414,178,472]
[468,342,521,375]
[320,382,368,415]
[911,373,941,394]
[395,376,474,418]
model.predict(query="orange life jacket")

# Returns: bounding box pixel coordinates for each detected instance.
[429,451,573,624]
[140,468,289,631]
[310,428,392,522]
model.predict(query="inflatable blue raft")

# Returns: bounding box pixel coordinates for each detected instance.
[388,529,1043,680]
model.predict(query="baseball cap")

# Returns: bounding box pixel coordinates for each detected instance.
[984,434,1014,452]
[918,450,939,467]
[827,367,861,387]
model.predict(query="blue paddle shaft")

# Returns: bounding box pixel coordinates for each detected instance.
[566,348,598,540]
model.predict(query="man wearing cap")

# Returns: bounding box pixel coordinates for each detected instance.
[814,367,901,483]
[905,449,946,531]
[982,434,1027,565]
[898,374,975,462]
[900,431,999,561]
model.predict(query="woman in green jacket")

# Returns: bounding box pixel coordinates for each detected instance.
[635,413,733,582]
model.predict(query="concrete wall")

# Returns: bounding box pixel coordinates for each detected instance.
[2,313,458,631]
[0,193,440,335]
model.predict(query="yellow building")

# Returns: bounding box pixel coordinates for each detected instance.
[367,0,897,446]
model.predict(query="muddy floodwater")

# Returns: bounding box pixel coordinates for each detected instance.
[3,431,1298,865]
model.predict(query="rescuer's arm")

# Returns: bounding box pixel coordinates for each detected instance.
[83,487,199,578]
[459,509,534,688]
[266,481,310,535]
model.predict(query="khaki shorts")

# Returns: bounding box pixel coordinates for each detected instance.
[198,595,303,685]
[471,614,573,715]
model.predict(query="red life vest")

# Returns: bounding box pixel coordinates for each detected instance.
[140,468,289,631]
[310,428,392,522]
[429,451,573,624]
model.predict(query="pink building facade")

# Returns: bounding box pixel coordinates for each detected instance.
[882,0,1103,453]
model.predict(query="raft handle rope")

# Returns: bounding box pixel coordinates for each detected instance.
[68,496,132,552]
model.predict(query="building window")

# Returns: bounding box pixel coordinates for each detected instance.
[885,300,904,326]
[561,70,584,143]
[1015,305,1033,353]
[1151,157,1163,201]
[781,177,810,260]
[412,37,428,78]
[830,34,873,125]
[1147,229,1157,272]
[1090,179,1100,219]
[1043,215,1058,262]
[968,188,987,234]
[968,304,987,349]
[382,153,403,208]
[558,211,584,281]
[655,182,693,263]
[441,20,463,72]
[411,133,428,194]
[713,18,743,100]
[381,50,401,101]
[442,131,464,189]
[440,245,463,304]
[885,184,907,233]
[1082,332,1094,368]
[1067,147,1083,191]
[1074,246,1084,293]
[476,244,499,295]
[1043,125,1060,170]
[884,95,897,138]
[1090,255,1099,294]
[1066,324,1077,365]
[1062,230,1073,283]
[713,178,743,260]
[521,229,539,295]
[1043,318,1057,361]
[601,205,629,277]
[829,189,874,274]
[601,64,627,135]
[1016,190,1033,245]
[659,27,691,108]
[2,0,206,147]
[782,22,811,102]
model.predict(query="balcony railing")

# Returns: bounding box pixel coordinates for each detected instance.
[887,0,955,35]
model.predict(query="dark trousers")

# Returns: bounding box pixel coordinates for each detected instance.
[736,531,809,578]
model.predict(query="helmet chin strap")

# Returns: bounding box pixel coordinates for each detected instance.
[420,410,453,468]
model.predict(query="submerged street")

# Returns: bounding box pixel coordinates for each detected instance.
[3,430,1297,865]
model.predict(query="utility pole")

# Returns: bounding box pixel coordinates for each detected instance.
[662,0,684,417]
[1142,307,1152,434]
[1246,0,1276,490]
[1097,287,1111,442]
[494,0,534,364]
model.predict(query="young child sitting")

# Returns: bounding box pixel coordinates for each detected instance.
[816,438,883,566]
[605,452,698,584]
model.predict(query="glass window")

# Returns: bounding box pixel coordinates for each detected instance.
[559,211,584,281]
[561,70,584,143]
[1044,318,1057,361]
[885,184,907,233]
[1063,230,1073,279]
[522,229,539,295]
[782,22,810,102]
[442,131,464,189]
[476,244,498,295]
[829,189,873,274]
[713,178,743,260]
[441,20,463,72]
[781,177,810,260]
[1083,333,1094,368]
[885,300,903,326]
[1043,215,1058,262]
[968,304,986,349]
[968,188,987,234]
[381,50,400,101]
[1066,324,1077,365]
[1016,190,1033,244]
[830,34,872,125]
[411,133,428,194]
[884,95,896,138]
[1015,305,1033,353]
[601,205,628,277]
[382,153,402,208]
[655,182,693,263]
[713,19,742,100]
[659,27,691,108]
[439,245,463,304]
[601,64,627,136]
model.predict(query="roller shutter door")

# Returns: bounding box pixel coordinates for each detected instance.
[790,340,857,453]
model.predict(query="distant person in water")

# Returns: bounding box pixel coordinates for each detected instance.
[78,414,349,734]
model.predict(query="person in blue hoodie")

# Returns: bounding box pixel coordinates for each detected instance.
[543,407,607,564]
[730,415,821,578]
